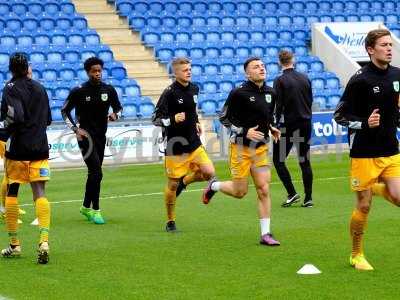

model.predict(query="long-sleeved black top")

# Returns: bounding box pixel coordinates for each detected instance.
[61,81,122,137]
[219,80,276,148]
[152,81,201,155]
[334,62,400,158]
[0,76,51,160]
[273,68,313,126]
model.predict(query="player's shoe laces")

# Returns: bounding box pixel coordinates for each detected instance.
[350,254,374,271]
[1,244,21,258]
[260,233,281,246]
[37,242,49,264]
[80,206,94,221]
[165,221,177,232]
[202,178,218,204]
[176,176,187,197]
[301,199,314,208]
[92,211,105,224]
[281,194,300,207]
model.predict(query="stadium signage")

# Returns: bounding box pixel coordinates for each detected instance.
[318,22,383,61]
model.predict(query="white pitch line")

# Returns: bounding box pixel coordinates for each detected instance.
[18,176,347,207]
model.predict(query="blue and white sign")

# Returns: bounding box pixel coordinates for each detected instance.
[319,22,383,61]
[311,111,347,146]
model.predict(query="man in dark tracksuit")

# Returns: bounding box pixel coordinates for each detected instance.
[334,29,400,271]
[62,57,122,225]
[273,50,314,208]
[0,52,51,264]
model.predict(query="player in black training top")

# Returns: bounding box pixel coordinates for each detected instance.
[273,50,314,208]
[62,57,122,225]
[202,57,282,246]
[334,29,400,271]
[152,57,215,232]
[0,53,51,264]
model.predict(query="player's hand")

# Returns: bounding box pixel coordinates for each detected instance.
[368,108,380,128]
[174,112,186,123]
[108,112,118,121]
[196,122,202,135]
[270,125,281,143]
[76,128,89,141]
[246,125,264,142]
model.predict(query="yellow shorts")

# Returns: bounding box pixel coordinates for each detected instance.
[165,146,212,179]
[5,159,50,184]
[0,141,5,159]
[350,154,400,191]
[229,143,269,179]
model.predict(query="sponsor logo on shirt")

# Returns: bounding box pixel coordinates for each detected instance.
[393,81,399,92]
[265,94,272,103]
[178,98,183,104]
[85,96,91,102]
[101,93,108,101]
[373,86,380,94]
[249,96,255,102]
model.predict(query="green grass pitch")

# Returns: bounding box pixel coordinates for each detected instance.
[0,154,399,299]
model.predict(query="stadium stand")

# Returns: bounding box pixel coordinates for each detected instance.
[0,0,150,121]
[110,0,400,114]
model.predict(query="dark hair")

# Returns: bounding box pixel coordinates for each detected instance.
[9,52,29,77]
[365,29,391,52]
[84,57,104,72]
[243,57,262,71]
[278,50,294,66]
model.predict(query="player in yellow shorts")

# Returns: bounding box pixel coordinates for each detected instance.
[334,29,400,271]
[0,52,51,264]
[202,57,281,246]
[152,57,215,232]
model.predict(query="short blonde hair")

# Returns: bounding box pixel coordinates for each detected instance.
[171,57,191,72]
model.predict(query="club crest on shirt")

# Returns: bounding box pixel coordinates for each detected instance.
[249,96,255,102]
[393,81,399,92]
[178,98,183,104]
[193,95,198,103]
[85,96,91,102]
[101,93,108,101]
[265,94,272,103]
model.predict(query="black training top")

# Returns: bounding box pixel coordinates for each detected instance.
[1,76,51,160]
[273,68,313,126]
[152,81,201,156]
[62,81,122,137]
[219,80,276,148]
[334,62,400,158]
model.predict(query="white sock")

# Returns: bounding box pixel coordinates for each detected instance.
[0,205,5,213]
[260,218,270,236]
[210,181,221,191]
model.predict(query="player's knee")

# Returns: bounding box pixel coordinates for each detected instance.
[233,187,247,199]
[202,170,215,181]
[257,184,269,198]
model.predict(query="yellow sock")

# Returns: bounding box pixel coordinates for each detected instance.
[164,186,176,222]
[350,209,368,258]
[35,197,50,244]
[1,177,7,208]
[371,183,396,205]
[5,196,19,246]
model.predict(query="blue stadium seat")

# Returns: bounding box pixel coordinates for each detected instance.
[0,3,9,15]
[51,107,63,121]
[42,69,58,82]
[149,2,164,14]
[110,65,127,81]
[313,96,327,110]
[278,2,291,13]
[221,31,234,43]
[327,94,341,109]
[312,78,325,90]
[61,2,75,15]
[200,100,217,115]
[47,51,63,64]
[59,68,76,81]
[165,2,178,14]
[325,76,340,89]
[237,1,251,14]
[123,104,138,118]
[40,18,56,31]
[296,62,308,73]
[73,17,87,30]
[125,84,141,97]
[17,35,33,48]
[45,2,60,15]
[265,2,278,12]
[310,61,324,73]
[345,2,357,11]
[222,1,236,14]
[139,103,155,118]
[221,16,235,27]
[219,81,234,94]
[12,3,28,15]
[292,1,305,13]
[117,1,133,16]
[54,87,70,100]
[221,63,234,76]
[204,64,218,76]
[203,81,218,94]
[192,2,207,14]
[1,35,16,48]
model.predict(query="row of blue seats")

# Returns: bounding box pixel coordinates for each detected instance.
[1,33,100,48]
[142,30,309,46]
[51,102,155,121]
[49,95,149,109]
[129,13,399,31]
[191,60,325,77]
[156,45,309,63]
[0,2,75,15]
[0,16,88,32]
[116,0,400,16]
